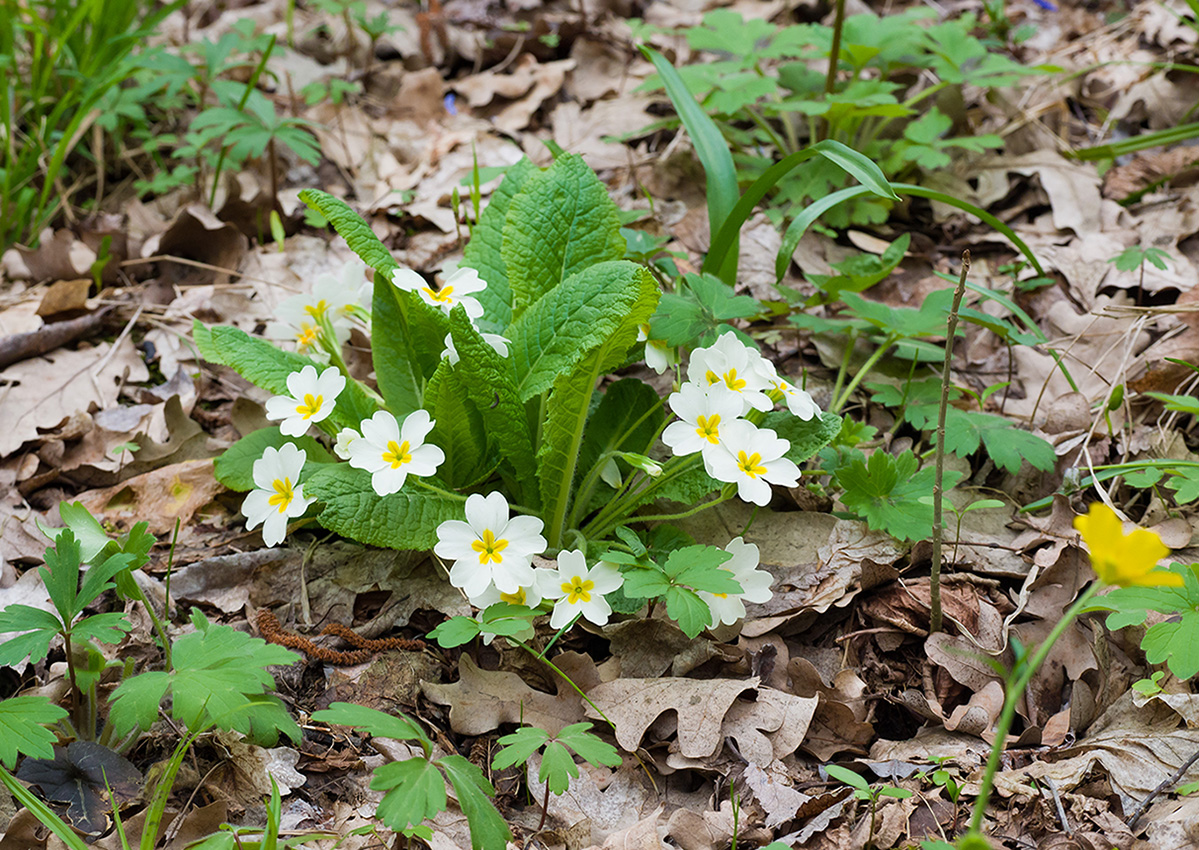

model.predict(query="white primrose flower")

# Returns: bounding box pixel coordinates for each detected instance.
[661,382,745,461]
[434,492,548,599]
[699,537,774,627]
[687,332,773,414]
[442,330,510,365]
[392,266,486,320]
[347,409,445,496]
[637,324,678,375]
[706,420,800,507]
[537,550,623,629]
[752,358,821,421]
[333,427,360,460]
[265,365,346,437]
[471,578,545,611]
[266,261,365,353]
[241,443,315,547]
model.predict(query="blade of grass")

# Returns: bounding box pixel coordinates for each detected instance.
[1072,123,1199,161]
[708,140,897,283]
[640,45,740,285]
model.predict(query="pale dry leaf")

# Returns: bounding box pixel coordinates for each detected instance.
[600,806,667,850]
[743,763,810,829]
[976,151,1103,235]
[664,801,735,850]
[0,338,149,457]
[525,754,659,847]
[584,676,759,758]
[422,654,585,735]
[721,688,818,766]
[76,458,223,535]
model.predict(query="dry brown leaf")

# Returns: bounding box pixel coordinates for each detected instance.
[976,151,1103,235]
[454,54,575,134]
[720,688,818,766]
[585,676,758,758]
[0,337,149,458]
[525,755,660,847]
[664,801,735,850]
[422,654,585,735]
[75,458,223,535]
[743,763,809,829]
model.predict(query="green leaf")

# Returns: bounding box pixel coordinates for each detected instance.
[313,703,431,749]
[447,308,538,503]
[213,427,335,491]
[462,158,536,332]
[825,764,870,791]
[427,616,483,648]
[51,502,116,564]
[763,411,842,466]
[437,755,510,850]
[536,269,660,545]
[193,322,376,428]
[650,273,761,346]
[556,723,621,767]
[642,46,740,284]
[502,155,626,318]
[663,545,737,593]
[509,261,660,401]
[650,461,725,507]
[622,566,672,598]
[980,426,1056,474]
[303,464,463,550]
[574,379,666,513]
[423,361,487,488]
[110,610,299,738]
[371,758,446,832]
[1167,467,1199,504]
[0,696,69,768]
[371,269,445,411]
[664,585,713,638]
[538,741,579,795]
[493,726,551,770]
[298,189,399,276]
[832,450,961,542]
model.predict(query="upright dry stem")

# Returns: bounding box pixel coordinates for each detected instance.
[930,250,970,634]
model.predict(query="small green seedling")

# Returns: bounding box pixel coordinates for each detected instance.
[1132,670,1166,697]
[492,722,622,830]
[825,764,912,849]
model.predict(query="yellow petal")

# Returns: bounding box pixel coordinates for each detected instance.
[1074,503,1174,588]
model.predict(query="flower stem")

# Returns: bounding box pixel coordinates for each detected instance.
[830,333,898,413]
[967,583,1099,835]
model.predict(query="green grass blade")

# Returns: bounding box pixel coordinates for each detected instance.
[0,767,90,850]
[890,183,1045,276]
[641,45,740,285]
[707,140,896,285]
[775,185,873,282]
[1072,123,1199,161]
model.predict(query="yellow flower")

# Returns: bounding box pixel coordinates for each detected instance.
[1074,503,1181,588]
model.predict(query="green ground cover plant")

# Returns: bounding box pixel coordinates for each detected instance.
[635,8,1053,230]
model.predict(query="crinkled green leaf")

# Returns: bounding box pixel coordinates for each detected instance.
[575,378,665,500]
[371,269,440,411]
[462,158,536,332]
[213,427,334,492]
[423,360,487,488]
[303,463,461,550]
[509,261,659,402]
[534,267,659,544]
[298,189,399,276]
[0,696,68,768]
[193,322,377,428]
[502,154,626,318]
[448,308,538,503]
[763,411,841,466]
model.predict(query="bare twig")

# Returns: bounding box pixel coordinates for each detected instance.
[0,307,113,370]
[1126,745,1199,830]
[930,250,970,634]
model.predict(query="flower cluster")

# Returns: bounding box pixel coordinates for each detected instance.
[266,260,370,358]
[663,332,819,506]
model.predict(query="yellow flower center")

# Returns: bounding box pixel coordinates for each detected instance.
[499,588,527,605]
[472,529,509,565]
[382,440,412,469]
[304,299,330,319]
[706,368,746,391]
[296,323,320,349]
[737,451,767,478]
[295,393,324,420]
[695,413,721,444]
[425,285,454,304]
[269,477,295,513]
[562,576,595,605]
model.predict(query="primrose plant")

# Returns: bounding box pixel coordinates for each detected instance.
[199,154,842,640]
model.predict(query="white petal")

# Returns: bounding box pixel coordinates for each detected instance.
[400,409,436,445]
[371,466,407,496]
[242,490,273,529]
[392,268,425,292]
[261,510,288,547]
[435,520,479,561]
[466,492,509,536]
